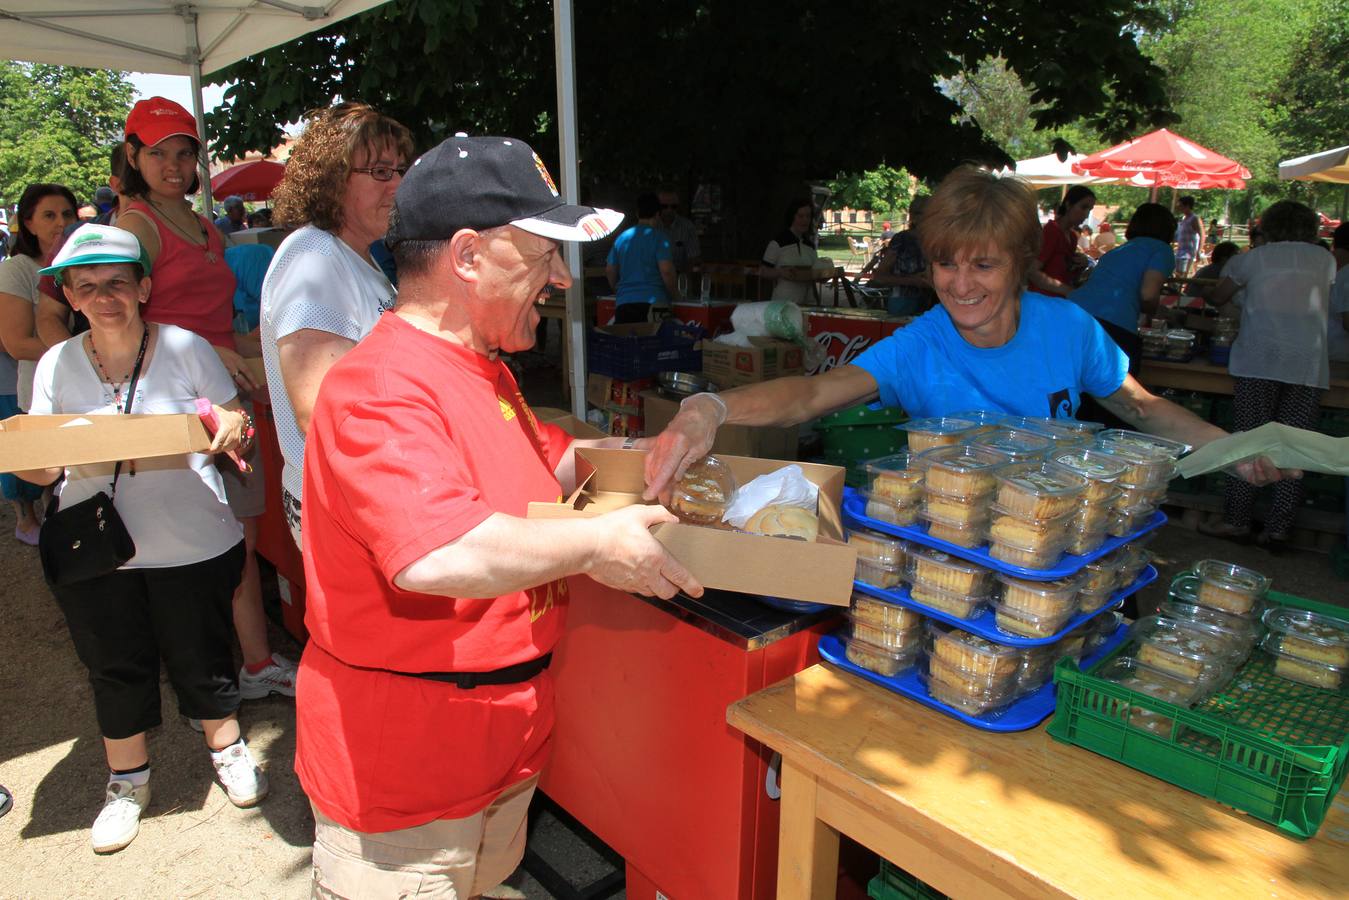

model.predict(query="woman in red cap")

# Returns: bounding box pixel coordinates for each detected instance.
[116,97,297,708]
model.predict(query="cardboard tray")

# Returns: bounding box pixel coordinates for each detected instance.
[527,447,858,605]
[0,413,212,473]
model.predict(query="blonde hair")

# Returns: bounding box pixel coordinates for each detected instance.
[918,166,1041,286]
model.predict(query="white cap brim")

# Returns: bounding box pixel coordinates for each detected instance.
[512,206,624,242]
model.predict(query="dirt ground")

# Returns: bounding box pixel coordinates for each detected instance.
[2,492,1345,898]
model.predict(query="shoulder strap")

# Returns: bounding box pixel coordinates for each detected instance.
[110,326,151,497]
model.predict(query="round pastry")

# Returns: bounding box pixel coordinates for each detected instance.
[745,504,819,542]
[669,455,737,526]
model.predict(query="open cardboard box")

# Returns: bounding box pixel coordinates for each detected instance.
[528,447,857,605]
[0,414,212,473]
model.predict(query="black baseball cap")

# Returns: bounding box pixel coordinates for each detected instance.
[386,133,623,245]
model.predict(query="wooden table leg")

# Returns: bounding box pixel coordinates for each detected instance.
[777,758,840,900]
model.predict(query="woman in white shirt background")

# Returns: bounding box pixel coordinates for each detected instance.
[1203,200,1337,548]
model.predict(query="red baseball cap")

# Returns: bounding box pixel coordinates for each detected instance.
[125,96,199,147]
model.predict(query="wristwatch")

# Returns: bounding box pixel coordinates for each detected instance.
[622,436,637,450]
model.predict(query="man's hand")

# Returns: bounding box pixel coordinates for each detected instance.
[643,393,725,501]
[212,344,260,393]
[585,504,703,600]
[1232,456,1299,487]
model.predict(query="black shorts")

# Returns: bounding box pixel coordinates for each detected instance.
[52,541,246,739]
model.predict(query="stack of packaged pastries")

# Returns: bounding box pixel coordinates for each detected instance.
[913,444,1008,548]
[1090,430,1188,537]
[1127,615,1248,697]
[1260,607,1349,691]
[898,416,987,454]
[985,460,1087,568]
[861,451,925,527]
[1163,559,1268,657]
[906,544,994,619]
[1047,447,1129,555]
[845,591,924,676]
[993,572,1080,638]
[848,529,908,589]
[924,623,1024,715]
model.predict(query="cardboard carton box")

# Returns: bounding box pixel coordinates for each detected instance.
[586,408,643,437]
[225,226,289,251]
[585,375,652,414]
[702,337,805,387]
[527,447,856,605]
[534,407,607,439]
[640,391,798,461]
[0,413,212,473]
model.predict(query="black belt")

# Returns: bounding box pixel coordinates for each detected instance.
[384,653,553,689]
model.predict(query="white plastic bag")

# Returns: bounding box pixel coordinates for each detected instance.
[722,465,819,527]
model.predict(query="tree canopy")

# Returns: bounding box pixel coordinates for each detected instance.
[0,62,135,206]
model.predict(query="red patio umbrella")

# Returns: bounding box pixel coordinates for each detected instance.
[210,159,286,202]
[1072,129,1250,189]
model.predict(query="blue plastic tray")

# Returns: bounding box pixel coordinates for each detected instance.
[842,486,1166,581]
[852,564,1156,647]
[818,623,1129,732]
[756,595,832,615]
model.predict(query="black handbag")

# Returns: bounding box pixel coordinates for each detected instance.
[38,328,148,588]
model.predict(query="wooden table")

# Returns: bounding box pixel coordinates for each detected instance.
[727,664,1349,900]
[1140,358,1349,410]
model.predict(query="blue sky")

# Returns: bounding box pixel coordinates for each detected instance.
[127,72,228,115]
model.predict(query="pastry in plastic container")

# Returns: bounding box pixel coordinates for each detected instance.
[1066,524,1108,556]
[907,545,993,596]
[946,409,1007,435]
[1048,447,1129,502]
[1106,503,1155,538]
[968,427,1056,463]
[1083,611,1123,655]
[990,504,1073,544]
[845,636,920,677]
[920,509,987,548]
[1261,635,1346,691]
[1117,549,1153,585]
[848,613,923,653]
[914,444,1009,500]
[1161,598,1260,653]
[900,416,981,454]
[1096,655,1203,735]
[923,489,994,525]
[993,601,1075,639]
[855,557,905,589]
[1079,560,1118,595]
[927,623,1021,678]
[988,532,1070,569]
[1186,559,1270,616]
[1076,584,1116,615]
[924,670,1018,716]
[998,416,1089,449]
[1055,629,1087,662]
[926,651,1018,696]
[909,581,988,619]
[997,573,1079,619]
[1072,495,1119,532]
[1130,615,1240,688]
[1015,644,1058,693]
[865,451,926,505]
[861,489,921,527]
[1113,482,1168,512]
[992,461,1087,519]
[1093,430,1187,489]
[850,591,924,631]
[1260,607,1349,667]
[670,454,737,525]
[848,529,907,569]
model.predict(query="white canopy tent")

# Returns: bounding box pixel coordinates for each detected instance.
[1278,145,1349,185]
[2,0,593,409]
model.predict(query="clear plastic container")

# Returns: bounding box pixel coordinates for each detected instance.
[1129,615,1241,687]
[1260,607,1349,668]
[907,545,993,597]
[1066,524,1109,557]
[924,669,1018,716]
[992,461,1087,519]
[855,558,904,589]
[1113,482,1168,512]
[1118,550,1152,585]
[1072,495,1120,532]
[861,489,921,527]
[989,503,1074,546]
[1083,611,1123,655]
[1079,559,1118,595]
[922,491,993,526]
[850,591,924,631]
[997,416,1090,449]
[1093,430,1188,488]
[993,601,1075,639]
[946,409,1007,435]
[848,529,907,569]
[900,416,982,453]
[926,651,1019,700]
[863,451,926,506]
[927,622,1022,678]
[1096,655,1204,733]
[1077,584,1116,615]
[920,510,987,548]
[1048,447,1130,502]
[1164,329,1196,360]
[845,636,920,677]
[1261,635,1347,691]
[670,454,737,525]
[1181,559,1271,617]
[1160,598,1261,651]
[1055,629,1087,662]
[1107,503,1155,538]
[968,427,1056,462]
[848,613,923,653]
[989,538,1069,570]
[1016,644,1059,693]
[909,581,988,619]
[1036,418,1106,438]
[914,444,1010,500]
[997,573,1080,618]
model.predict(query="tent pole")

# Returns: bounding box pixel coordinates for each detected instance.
[183,9,214,216]
[554,0,585,419]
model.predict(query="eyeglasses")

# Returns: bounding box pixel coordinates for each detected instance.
[351,165,409,182]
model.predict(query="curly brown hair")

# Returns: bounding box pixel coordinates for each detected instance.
[271,102,414,232]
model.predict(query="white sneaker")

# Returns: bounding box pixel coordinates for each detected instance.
[238,654,297,700]
[91,778,150,853]
[212,742,268,808]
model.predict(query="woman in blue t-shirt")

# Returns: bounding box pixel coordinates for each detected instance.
[643,166,1288,497]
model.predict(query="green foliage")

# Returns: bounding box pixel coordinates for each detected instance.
[0,62,135,206]
[827,166,915,222]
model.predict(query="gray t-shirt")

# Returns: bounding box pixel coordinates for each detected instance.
[0,253,39,403]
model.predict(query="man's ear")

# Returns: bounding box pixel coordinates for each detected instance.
[447,229,481,282]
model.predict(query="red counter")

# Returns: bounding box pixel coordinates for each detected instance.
[595,296,739,337]
[542,578,835,900]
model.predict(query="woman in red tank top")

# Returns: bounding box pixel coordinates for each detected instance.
[117,97,296,703]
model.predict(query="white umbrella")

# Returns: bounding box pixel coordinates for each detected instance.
[0,1,392,209]
[1278,145,1349,185]
[998,152,1120,187]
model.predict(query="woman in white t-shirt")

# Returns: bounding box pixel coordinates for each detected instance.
[0,183,77,542]
[1204,200,1337,547]
[261,102,413,547]
[759,198,819,304]
[19,225,268,853]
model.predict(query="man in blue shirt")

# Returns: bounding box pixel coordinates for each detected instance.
[606,192,679,324]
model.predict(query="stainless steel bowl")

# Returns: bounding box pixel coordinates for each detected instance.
[657,370,719,399]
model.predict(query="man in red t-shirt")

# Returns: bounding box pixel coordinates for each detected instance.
[299,135,704,896]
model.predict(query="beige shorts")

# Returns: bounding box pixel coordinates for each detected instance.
[218,399,266,519]
[310,773,538,899]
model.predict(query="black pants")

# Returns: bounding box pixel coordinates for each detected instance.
[1077,317,1141,431]
[53,541,245,739]
[613,303,652,325]
[1222,378,1323,536]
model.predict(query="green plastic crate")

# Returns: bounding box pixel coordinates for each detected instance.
[869,861,947,900]
[1048,591,1349,839]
